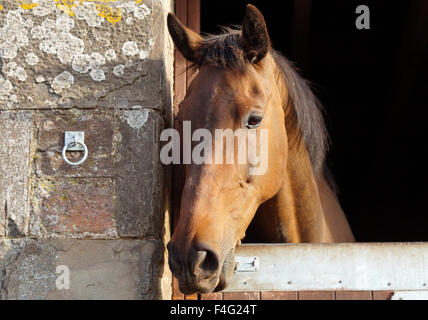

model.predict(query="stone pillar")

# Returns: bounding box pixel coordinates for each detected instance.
[0,0,173,300]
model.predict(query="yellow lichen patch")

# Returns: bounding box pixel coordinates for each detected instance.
[96,4,122,24]
[39,178,57,194]
[18,0,38,10]
[20,4,38,9]
[2,0,143,24]
[88,0,118,3]
[54,0,77,16]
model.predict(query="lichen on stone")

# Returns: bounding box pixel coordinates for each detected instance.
[25,52,39,65]
[51,71,74,94]
[113,64,125,77]
[122,41,139,56]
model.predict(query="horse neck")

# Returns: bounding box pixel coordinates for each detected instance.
[274,71,324,242]
[276,138,324,242]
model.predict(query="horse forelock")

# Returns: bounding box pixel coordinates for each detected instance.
[194,28,329,177]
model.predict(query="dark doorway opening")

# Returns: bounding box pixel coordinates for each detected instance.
[201,0,428,242]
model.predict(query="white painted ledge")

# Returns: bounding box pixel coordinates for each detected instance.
[225,243,428,292]
[391,291,428,300]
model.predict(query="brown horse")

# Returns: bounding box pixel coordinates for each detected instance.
[167,4,354,294]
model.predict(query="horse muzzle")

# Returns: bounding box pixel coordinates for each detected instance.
[167,241,235,294]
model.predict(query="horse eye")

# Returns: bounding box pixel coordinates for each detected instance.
[246,113,263,129]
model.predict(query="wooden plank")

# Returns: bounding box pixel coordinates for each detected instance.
[171,0,199,301]
[372,291,394,300]
[175,0,188,25]
[172,277,198,300]
[172,278,185,300]
[298,291,335,300]
[173,0,188,115]
[223,292,260,300]
[187,0,200,32]
[261,291,298,300]
[226,243,428,292]
[200,293,224,300]
[335,291,372,300]
[172,0,188,232]
[186,0,200,85]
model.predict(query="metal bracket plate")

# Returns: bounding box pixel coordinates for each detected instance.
[235,256,260,273]
[64,131,85,151]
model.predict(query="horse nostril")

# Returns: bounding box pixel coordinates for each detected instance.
[192,246,220,279]
[201,249,220,273]
[192,251,207,275]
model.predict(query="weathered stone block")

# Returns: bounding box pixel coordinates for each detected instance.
[31,178,116,238]
[31,108,165,239]
[0,239,165,300]
[115,109,164,237]
[0,112,32,236]
[0,240,57,300]
[34,111,115,177]
[0,0,168,111]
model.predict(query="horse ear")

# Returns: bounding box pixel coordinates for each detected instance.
[242,4,270,64]
[167,13,202,65]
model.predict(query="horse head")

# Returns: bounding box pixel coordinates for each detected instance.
[167,4,289,294]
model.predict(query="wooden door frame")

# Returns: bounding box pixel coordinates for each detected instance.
[172,0,200,229]
[172,0,200,300]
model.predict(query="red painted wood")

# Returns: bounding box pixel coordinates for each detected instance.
[171,0,199,300]
[261,291,298,300]
[372,291,394,300]
[298,291,335,300]
[200,293,224,300]
[223,292,261,300]
[171,0,188,300]
[186,0,200,85]
[173,0,188,117]
[335,291,372,300]
[172,278,185,300]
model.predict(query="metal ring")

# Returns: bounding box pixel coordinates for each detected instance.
[62,141,88,166]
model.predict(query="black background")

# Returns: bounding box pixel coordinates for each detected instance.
[201,0,428,242]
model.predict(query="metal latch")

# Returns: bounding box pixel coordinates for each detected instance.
[234,256,259,272]
[64,131,85,151]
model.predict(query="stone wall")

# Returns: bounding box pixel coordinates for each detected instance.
[0,0,174,299]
